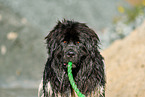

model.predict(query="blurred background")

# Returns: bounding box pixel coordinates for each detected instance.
[0,0,145,97]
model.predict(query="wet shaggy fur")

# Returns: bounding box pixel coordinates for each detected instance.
[38,20,105,97]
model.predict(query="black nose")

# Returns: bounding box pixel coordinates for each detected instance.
[66,50,75,57]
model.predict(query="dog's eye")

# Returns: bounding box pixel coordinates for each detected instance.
[77,41,80,44]
[64,41,67,43]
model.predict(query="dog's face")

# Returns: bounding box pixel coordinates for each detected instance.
[45,20,100,81]
[52,31,89,73]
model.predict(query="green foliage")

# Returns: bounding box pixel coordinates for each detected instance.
[125,5,144,23]
[116,3,145,24]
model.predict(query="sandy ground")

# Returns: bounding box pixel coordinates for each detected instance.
[102,20,145,97]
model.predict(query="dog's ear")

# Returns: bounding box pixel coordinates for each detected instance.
[89,31,101,60]
[85,28,104,67]
[81,26,105,81]
[80,26,100,59]
[87,30,106,86]
[45,21,63,56]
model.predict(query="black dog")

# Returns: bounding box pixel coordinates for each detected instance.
[38,20,105,97]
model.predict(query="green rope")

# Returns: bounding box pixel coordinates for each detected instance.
[67,61,85,97]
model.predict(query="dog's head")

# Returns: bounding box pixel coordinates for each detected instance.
[45,20,100,73]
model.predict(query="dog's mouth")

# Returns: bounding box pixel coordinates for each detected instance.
[63,62,80,78]
[63,62,77,68]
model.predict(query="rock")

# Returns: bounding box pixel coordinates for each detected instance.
[102,20,145,97]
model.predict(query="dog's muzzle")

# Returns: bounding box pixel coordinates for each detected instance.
[65,49,77,61]
[66,49,76,58]
[63,49,78,68]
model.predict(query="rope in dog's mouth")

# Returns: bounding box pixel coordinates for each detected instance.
[67,61,85,97]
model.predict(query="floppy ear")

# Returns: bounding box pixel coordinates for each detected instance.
[90,31,106,88]
[90,32,101,60]
[80,26,101,60]
[45,21,64,57]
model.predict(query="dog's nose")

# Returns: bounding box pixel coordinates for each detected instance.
[66,50,75,58]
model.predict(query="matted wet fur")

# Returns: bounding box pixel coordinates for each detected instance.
[38,20,105,97]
